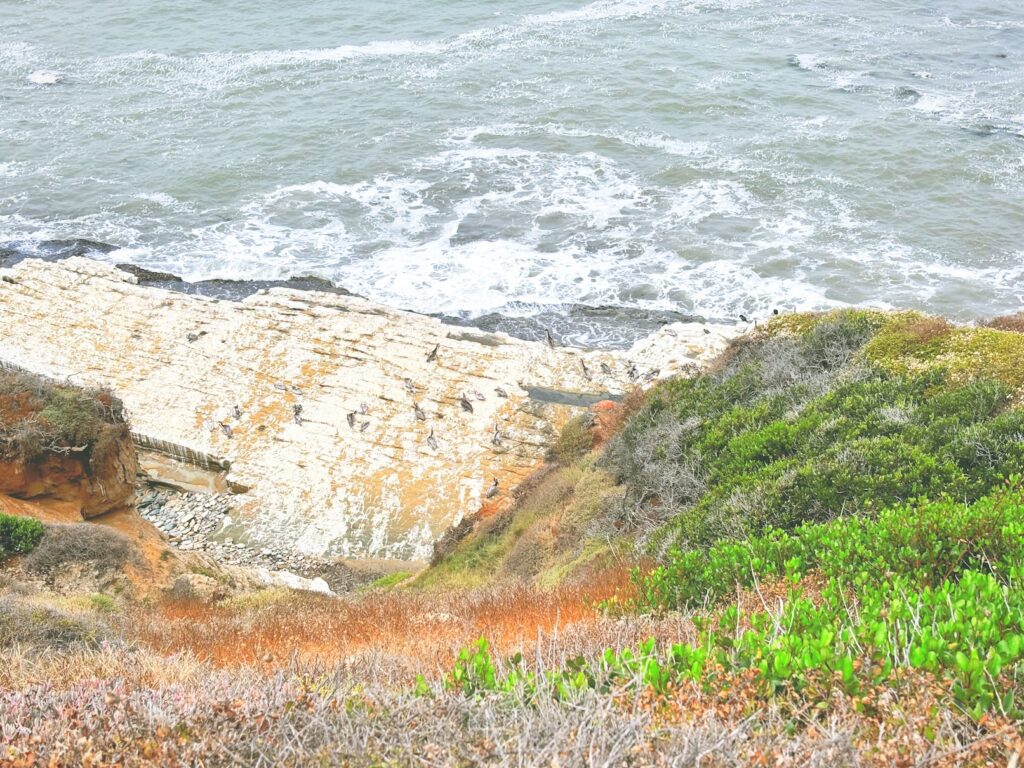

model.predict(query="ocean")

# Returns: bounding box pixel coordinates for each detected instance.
[2,0,1022,345]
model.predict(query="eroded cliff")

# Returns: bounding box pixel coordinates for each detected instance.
[0,257,736,560]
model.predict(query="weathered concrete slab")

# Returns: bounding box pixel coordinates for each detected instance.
[0,257,736,560]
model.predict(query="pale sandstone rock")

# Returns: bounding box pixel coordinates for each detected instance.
[0,257,737,560]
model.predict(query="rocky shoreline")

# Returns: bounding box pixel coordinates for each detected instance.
[136,486,387,590]
[0,255,739,567]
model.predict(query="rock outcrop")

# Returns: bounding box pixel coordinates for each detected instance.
[0,415,137,521]
[0,257,737,561]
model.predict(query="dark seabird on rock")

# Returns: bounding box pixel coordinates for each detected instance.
[426,428,439,450]
[600,362,612,375]
[347,411,356,428]
[360,421,370,432]
[426,343,439,363]
[485,477,499,499]
[359,402,370,415]
[703,327,711,335]
[294,412,304,426]
[413,402,427,421]
[580,360,591,381]
[219,422,233,439]
[739,314,749,323]
[472,390,486,401]
[495,387,508,398]
[233,405,242,419]
[404,378,415,394]
[627,363,639,381]
[545,329,556,348]
[274,382,287,392]
[290,385,303,396]
[460,394,474,413]
[491,424,502,446]
[773,308,780,315]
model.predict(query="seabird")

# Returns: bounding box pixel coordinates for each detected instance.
[600,362,613,375]
[472,390,486,401]
[485,477,499,499]
[404,378,415,394]
[233,405,242,420]
[739,314,749,323]
[460,394,474,413]
[773,308,780,315]
[495,387,509,398]
[580,360,591,381]
[347,412,356,428]
[703,328,711,335]
[627,363,639,381]
[360,421,370,432]
[359,402,370,415]
[294,412,304,426]
[413,403,427,421]
[219,422,233,439]
[491,424,502,446]
[426,428,439,450]
[545,329,556,348]
[426,343,439,363]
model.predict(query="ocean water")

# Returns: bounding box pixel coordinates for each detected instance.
[1,0,1022,344]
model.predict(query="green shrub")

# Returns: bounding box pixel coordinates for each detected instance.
[0,368,128,466]
[548,415,595,466]
[635,480,1024,611]
[605,312,1024,549]
[89,593,116,613]
[0,513,45,560]
[447,479,1024,718]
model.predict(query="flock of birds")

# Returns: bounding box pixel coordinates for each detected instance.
[201,312,771,501]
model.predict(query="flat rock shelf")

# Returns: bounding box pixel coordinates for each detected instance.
[0,257,737,561]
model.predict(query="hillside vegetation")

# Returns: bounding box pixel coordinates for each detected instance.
[0,366,129,466]
[3,310,1024,766]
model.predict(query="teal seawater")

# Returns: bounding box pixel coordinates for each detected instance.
[1,0,1022,340]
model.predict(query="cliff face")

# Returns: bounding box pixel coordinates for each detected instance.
[0,440,136,520]
[0,257,737,561]
[0,366,137,521]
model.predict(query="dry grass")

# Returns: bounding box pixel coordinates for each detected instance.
[1,640,1018,767]
[118,568,637,671]
[1,574,1020,767]
[984,313,1024,334]
[24,523,145,576]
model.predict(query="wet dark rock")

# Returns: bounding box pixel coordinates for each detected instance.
[438,304,709,349]
[117,269,357,301]
[0,239,116,267]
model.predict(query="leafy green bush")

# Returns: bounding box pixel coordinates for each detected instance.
[451,564,1024,718]
[635,481,1024,611]
[0,513,45,560]
[604,312,1024,548]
